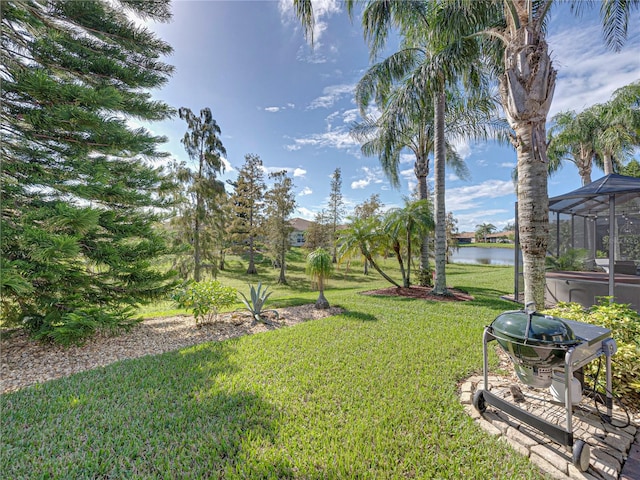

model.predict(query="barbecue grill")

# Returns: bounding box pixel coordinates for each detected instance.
[473,304,617,472]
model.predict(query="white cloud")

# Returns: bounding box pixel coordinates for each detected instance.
[221,157,233,173]
[452,139,472,160]
[548,21,640,116]
[351,166,384,189]
[308,84,355,110]
[285,129,359,151]
[264,103,295,113]
[400,168,414,181]
[298,186,313,196]
[500,162,516,168]
[446,179,515,212]
[279,0,341,63]
[351,178,370,189]
[293,168,307,177]
[295,206,318,220]
[400,153,415,165]
[342,108,359,123]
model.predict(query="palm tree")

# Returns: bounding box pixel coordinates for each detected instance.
[458,0,638,308]
[475,223,497,243]
[293,0,638,308]
[353,1,503,295]
[593,82,640,174]
[547,109,601,186]
[338,217,401,288]
[383,199,434,287]
[306,248,333,309]
[351,76,498,285]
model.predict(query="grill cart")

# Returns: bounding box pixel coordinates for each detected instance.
[473,304,617,472]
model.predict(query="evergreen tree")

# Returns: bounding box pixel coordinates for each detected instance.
[264,171,296,284]
[1,0,176,342]
[304,210,332,251]
[328,168,346,263]
[174,107,227,281]
[621,159,640,178]
[229,154,265,274]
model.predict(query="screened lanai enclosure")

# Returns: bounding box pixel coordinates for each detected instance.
[513,174,640,312]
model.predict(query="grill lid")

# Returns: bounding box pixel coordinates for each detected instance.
[491,311,578,346]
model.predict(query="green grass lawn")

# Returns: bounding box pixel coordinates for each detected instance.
[1,256,546,479]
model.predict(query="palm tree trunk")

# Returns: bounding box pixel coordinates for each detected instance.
[500,21,556,309]
[406,227,411,287]
[362,248,401,288]
[577,153,593,185]
[416,155,431,284]
[315,276,330,309]
[603,153,614,175]
[433,89,448,295]
[392,241,408,287]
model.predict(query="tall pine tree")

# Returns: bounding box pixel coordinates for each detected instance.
[1,1,177,342]
[328,168,346,263]
[173,107,226,282]
[264,170,296,284]
[229,154,265,275]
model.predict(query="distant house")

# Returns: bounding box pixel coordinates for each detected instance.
[289,217,312,247]
[455,232,476,244]
[454,230,515,244]
[487,231,515,244]
[288,217,349,247]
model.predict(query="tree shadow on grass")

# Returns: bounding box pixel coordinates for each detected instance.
[340,310,378,322]
[459,287,522,312]
[1,340,309,478]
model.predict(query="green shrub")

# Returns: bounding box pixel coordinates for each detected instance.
[543,298,640,403]
[27,307,140,346]
[545,248,589,271]
[172,281,237,327]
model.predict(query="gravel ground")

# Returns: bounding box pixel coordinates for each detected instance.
[1,304,343,395]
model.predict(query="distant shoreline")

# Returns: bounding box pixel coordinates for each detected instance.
[457,243,515,249]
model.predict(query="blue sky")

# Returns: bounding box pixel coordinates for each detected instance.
[143,0,640,232]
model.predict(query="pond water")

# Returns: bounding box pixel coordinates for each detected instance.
[449,246,516,266]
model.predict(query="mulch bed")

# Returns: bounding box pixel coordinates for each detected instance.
[360,286,474,302]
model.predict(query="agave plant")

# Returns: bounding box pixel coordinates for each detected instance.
[238,282,279,325]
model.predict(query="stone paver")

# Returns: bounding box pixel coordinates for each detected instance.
[460,375,639,479]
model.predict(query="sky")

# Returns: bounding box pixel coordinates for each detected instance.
[141,0,640,233]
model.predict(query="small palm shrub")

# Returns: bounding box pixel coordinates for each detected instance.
[545,248,589,271]
[238,282,279,325]
[172,281,237,327]
[306,248,333,309]
[543,298,640,403]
